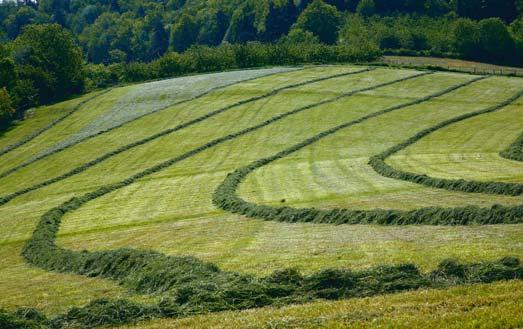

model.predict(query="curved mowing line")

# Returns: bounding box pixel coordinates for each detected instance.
[0,68,304,180]
[0,67,377,206]
[500,132,523,162]
[213,83,523,226]
[15,73,522,329]
[0,89,114,158]
[369,94,523,196]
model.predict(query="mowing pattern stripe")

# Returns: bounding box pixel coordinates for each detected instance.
[369,93,523,196]
[0,67,375,206]
[0,89,113,158]
[213,78,523,225]
[0,68,304,180]
[14,72,522,328]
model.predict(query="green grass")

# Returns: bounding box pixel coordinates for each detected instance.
[123,280,523,329]
[0,65,522,327]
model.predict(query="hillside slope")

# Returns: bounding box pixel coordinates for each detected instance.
[0,65,522,328]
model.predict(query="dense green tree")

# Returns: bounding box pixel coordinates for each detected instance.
[517,0,523,16]
[147,14,169,59]
[5,5,47,39]
[424,0,451,16]
[227,4,258,43]
[13,24,84,102]
[510,17,523,40]
[0,57,16,89]
[294,0,342,44]
[257,1,302,42]
[453,18,480,58]
[455,0,517,22]
[38,0,69,25]
[170,14,199,52]
[478,18,516,62]
[280,28,320,44]
[10,78,38,110]
[80,13,147,63]
[356,0,376,16]
[0,87,15,126]
[197,10,229,46]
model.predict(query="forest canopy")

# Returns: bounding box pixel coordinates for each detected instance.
[1,0,523,127]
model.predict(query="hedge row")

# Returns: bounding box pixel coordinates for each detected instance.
[369,90,523,196]
[0,68,294,180]
[0,68,375,206]
[500,132,523,162]
[212,76,523,225]
[87,43,382,87]
[0,89,113,159]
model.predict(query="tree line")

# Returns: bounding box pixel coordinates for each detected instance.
[1,0,523,128]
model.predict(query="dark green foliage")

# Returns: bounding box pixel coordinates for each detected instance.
[294,0,342,44]
[170,14,199,53]
[455,0,517,22]
[453,18,480,58]
[85,42,380,86]
[13,24,84,103]
[356,0,376,16]
[278,28,320,45]
[500,132,523,162]
[0,57,16,89]
[0,87,15,127]
[477,18,517,63]
[147,13,169,59]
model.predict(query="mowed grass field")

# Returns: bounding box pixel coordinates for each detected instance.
[0,65,522,328]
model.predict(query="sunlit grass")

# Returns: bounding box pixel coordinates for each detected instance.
[122,280,523,329]
[0,65,521,327]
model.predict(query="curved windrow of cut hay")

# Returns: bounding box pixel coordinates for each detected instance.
[0,68,297,180]
[0,89,113,158]
[214,82,523,225]
[2,68,522,329]
[501,132,523,162]
[0,68,374,206]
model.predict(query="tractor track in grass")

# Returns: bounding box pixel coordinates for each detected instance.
[0,68,303,180]
[0,89,114,158]
[11,72,523,328]
[0,67,378,206]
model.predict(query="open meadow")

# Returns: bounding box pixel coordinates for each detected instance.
[0,65,522,328]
